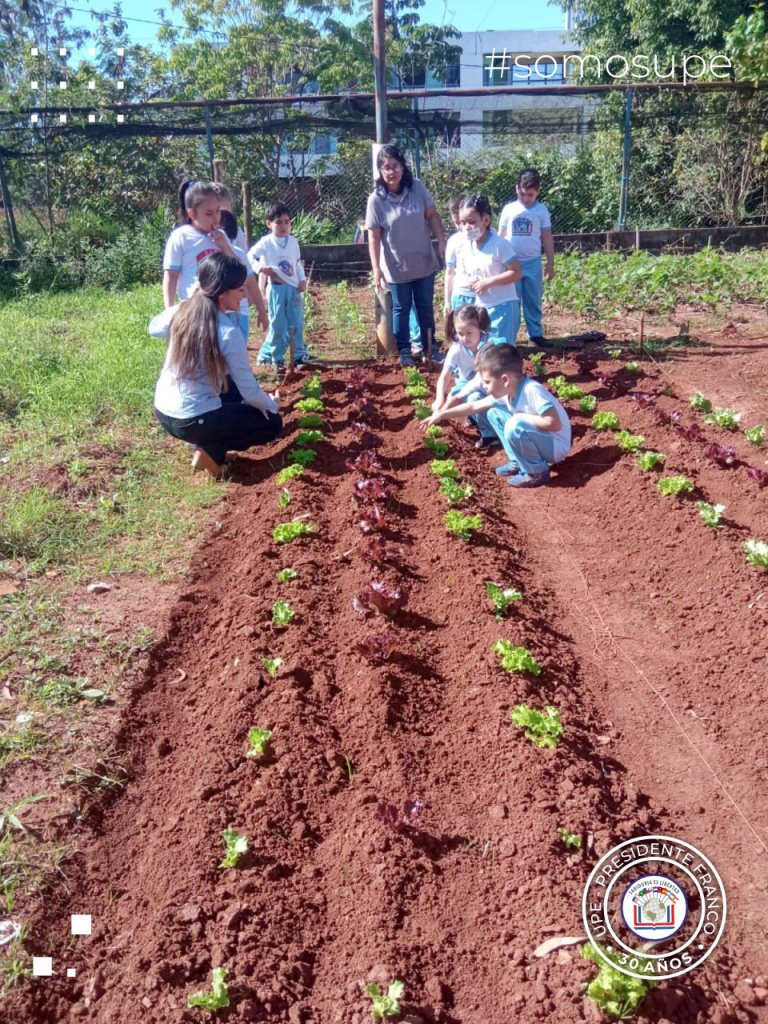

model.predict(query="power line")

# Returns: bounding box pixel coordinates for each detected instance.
[47,0,185,31]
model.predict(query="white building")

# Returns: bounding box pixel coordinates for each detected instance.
[278,28,587,175]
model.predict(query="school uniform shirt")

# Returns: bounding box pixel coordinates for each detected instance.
[247,234,303,289]
[163,225,255,307]
[365,180,440,284]
[498,200,552,261]
[153,312,279,421]
[502,376,571,459]
[445,331,492,384]
[450,229,519,308]
[445,230,474,298]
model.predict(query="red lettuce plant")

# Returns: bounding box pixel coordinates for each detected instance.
[347,450,383,476]
[353,580,407,616]
[375,798,424,832]
[359,535,400,565]
[354,477,390,504]
[705,443,737,467]
[656,408,683,427]
[345,368,371,399]
[356,504,387,533]
[350,422,381,448]
[747,467,768,488]
[675,422,705,442]
[630,392,657,409]
[596,370,634,397]
[355,633,396,664]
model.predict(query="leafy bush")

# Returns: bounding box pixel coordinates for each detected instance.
[85,210,173,290]
[510,704,563,748]
[657,475,695,497]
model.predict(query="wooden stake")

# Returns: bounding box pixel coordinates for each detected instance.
[639,313,645,355]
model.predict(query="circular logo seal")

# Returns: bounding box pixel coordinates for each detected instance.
[582,835,727,980]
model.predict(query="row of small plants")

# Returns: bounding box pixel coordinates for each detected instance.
[535,353,768,573]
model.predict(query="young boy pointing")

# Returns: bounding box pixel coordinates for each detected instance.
[423,344,571,488]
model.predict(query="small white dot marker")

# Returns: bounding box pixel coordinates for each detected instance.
[88,47,97,57]
[31,113,39,124]
[31,47,39,56]
[67,968,76,978]
[59,114,67,123]
[60,48,68,56]
[71,915,92,936]
[88,80,96,90]
[31,80,38,90]
[117,81,124,90]
[59,80,67,90]
[88,113,96,123]
[117,47,125,57]
[33,957,53,977]
[117,114,125,123]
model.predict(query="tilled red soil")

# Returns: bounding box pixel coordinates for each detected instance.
[10,327,768,1024]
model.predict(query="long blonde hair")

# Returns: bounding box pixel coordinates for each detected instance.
[167,253,246,390]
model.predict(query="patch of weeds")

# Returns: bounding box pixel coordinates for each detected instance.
[557,826,581,851]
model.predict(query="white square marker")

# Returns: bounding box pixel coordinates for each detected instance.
[31,113,39,124]
[88,80,95,89]
[59,114,67,123]
[67,968,76,978]
[59,80,67,89]
[88,47,97,57]
[33,957,53,977]
[88,114,96,123]
[59,47,67,56]
[31,80,38,90]
[31,47,39,56]
[117,81,124,89]
[117,114,125,123]
[71,915,92,936]
[117,47,125,57]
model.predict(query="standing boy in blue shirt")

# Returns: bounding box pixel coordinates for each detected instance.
[498,168,555,349]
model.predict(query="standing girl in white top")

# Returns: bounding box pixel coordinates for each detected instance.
[448,194,522,345]
[162,182,262,330]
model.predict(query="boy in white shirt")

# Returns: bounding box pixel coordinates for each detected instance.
[498,168,555,349]
[247,202,310,368]
[423,342,571,488]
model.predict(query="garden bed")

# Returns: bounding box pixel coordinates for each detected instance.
[8,310,768,1023]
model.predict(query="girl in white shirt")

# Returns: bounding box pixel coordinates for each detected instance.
[449,194,523,345]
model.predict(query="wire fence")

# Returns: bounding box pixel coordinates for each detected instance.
[1,83,767,255]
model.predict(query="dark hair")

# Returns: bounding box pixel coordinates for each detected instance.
[477,343,523,377]
[449,195,464,217]
[178,180,219,224]
[459,193,493,219]
[219,208,239,241]
[211,182,233,204]
[518,168,541,191]
[167,253,247,390]
[374,144,414,198]
[445,303,491,341]
[265,201,291,223]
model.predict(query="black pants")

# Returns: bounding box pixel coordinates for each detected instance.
[154,381,282,465]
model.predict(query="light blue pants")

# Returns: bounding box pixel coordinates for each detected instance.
[518,257,544,339]
[450,381,494,439]
[451,293,475,310]
[487,403,558,476]
[258,283,306,364]
[485,300,521,345]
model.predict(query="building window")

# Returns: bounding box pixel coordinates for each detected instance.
[310,134,338,156]
[426,64,460,88]
[483,55,566,87]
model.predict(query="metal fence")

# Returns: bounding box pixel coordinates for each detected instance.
[1,82,767,252]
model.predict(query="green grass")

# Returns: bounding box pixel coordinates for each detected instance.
[547,249,768,318]
[0,285,224,575]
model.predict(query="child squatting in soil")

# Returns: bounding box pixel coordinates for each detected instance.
[423,343,572,488]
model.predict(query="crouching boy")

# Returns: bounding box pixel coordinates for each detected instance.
[423,343,571,488]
